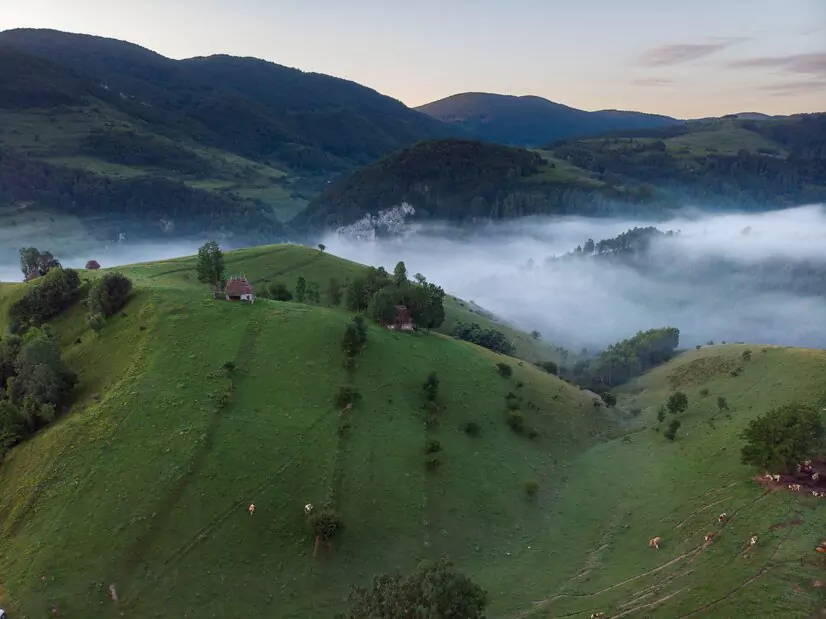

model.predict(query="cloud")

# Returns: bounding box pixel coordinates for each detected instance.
[637,40,741,67]
[729,52,826,76]
[320,204,826,352]
[760,79,826,97]
[633,77,673,87]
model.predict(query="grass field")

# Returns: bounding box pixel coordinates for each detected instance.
[1,249,825,618]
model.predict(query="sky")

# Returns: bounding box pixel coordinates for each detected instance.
[1,0,824,118]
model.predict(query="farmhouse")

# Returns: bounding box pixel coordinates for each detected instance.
[225,276,255,303]
[386,305,413,331]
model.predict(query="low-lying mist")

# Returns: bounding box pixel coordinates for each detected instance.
[321,204,826,351]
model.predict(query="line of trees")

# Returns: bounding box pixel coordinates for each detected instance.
[453,322,515,355]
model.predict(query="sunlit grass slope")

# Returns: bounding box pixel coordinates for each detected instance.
[500,344,826,619]
[0,270,602,617]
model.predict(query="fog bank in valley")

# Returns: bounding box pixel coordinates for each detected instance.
[321,204,826,351]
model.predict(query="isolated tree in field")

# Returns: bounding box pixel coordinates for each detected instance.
[295,276,307,302]
[423,371,440,402]
[717,396,728,411]
[196,241,224,289]
[740,403,824,473]
[310,508,343,556]
[666,391,688,414]
[530,330,542,340]
[665,419,681,441]
[88,272,133,318]
[393,261,408,287]
[19,247,61,282]
[318,243,326,252]
[340,558,487,619]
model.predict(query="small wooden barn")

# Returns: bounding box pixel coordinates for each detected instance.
[225,276,255,303]
[386,305,413,331]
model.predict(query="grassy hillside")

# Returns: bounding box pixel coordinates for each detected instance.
[113,243,564,364]
[0,29,461,241]
[416,92,678,147]
[0,256,602,618]
[302,115,826,229]
[2,247,826,618]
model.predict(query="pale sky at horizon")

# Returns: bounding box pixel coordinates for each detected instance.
[1,0,825,118]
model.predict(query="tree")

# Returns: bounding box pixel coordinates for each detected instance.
[295,276,307,303]
[368,286,398,324]
[716,396,728,411]
[666,391,688,414]
[87,272,133,318]
[393,261,408,287]
[657,406,666,423]
[665,419,681,441]
[267,283,293,301]
[327,278,343,306]
[19,247,61,281]
[8,268,81,327]
[740,403,824,473]
[340,558,487,619]
[318,243,326,252]
[530,330,542,340]
[343,316,368,358]
[196,241,225,289]
[306,281,321,304]
[583,238,596,254]
[423,371,440,402]
[408,282,446,331]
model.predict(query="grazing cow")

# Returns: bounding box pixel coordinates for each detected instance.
[304,502,314,515]
[788,484,802,492]
[704,532,715,543]
[718,512,728,523]
[771,474,781,482]
[248,503,255,515]
[749,535,758,547]
[109,583,118,602]
[648,536,662,549]
[813,473,820,483]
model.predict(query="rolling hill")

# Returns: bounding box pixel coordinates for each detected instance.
[415,92,680,146]
[1,245,826,617]
[0,28,463,243]
[302,114,826,229]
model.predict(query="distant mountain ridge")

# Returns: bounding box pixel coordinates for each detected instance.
[416,92,681,146]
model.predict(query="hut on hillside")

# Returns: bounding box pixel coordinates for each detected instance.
[225,276,255,304]
[385,305,413,331]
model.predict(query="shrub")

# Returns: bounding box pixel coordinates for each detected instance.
[343,316,368,358]
[87,272,132,317]
[524,480,539,498]
[601,392,617,407]
[699,388,709,397]
[717,396,728,410]
[742,349,752,361]
[496,362,513,378]
[310,509,344,542]
[342,559,487,619]
[666,391,688,414]
[86,312,105,333]
[423,371,439,402]
[506,410,524,433]
[336,385,361,408]
[505,392,521,411]
[526,427,539,439]
[630,407,642,416]
[665,419,682,441]
[695,344,701,350]
[740,403,824,473]
[424,439,441,454]
[656,406,666,423]
[463,421,481,436]
[222,361,236,372]
[425,455,442,471]
[267,282,293,301]
[9,268,81,326]
[536,360,558,375]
